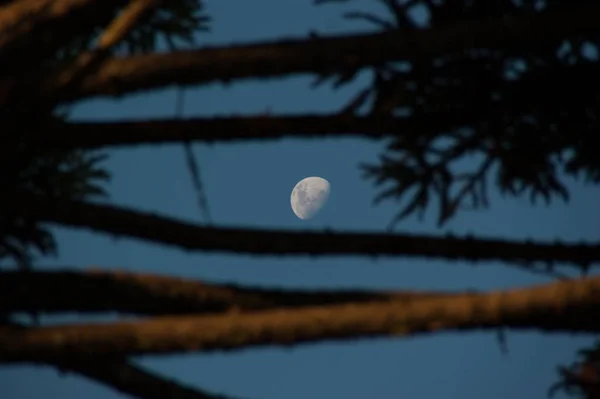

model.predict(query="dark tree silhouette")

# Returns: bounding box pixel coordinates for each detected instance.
[1,0,600,398]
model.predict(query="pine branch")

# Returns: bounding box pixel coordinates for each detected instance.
[48,358,243,399]
[2,276,599,362]
[47,3,600,102]
[0,0,126,63]
[47,0,159,94]
[16,194,600,267]
[38,114,454,148]
[0,269,448,315]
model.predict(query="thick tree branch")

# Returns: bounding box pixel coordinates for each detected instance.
[35,62,600,148]
[0,269,447,315]
[16,194,600,267]
[48,0,159,94]
[0,0,125,65]
[49,358,242,399]
[6,319,240,399]
[50,3,600,102]
[2,276,599,362]
[39,114,455,148]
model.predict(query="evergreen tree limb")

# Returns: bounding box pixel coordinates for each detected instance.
[45,3,600,103]
[47,0,160,94]
[15,194,600,268]
[0,269,448,315]
[0,0,125,57]
[1,276,599,362]
[37,114,446,148]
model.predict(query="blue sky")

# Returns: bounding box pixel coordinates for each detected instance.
[3,1,599,398]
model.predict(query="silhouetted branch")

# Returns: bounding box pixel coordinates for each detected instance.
[45,3,600,102]
[0,269,448,315]
[49,358,242,399]
[2,276,599,362]
[37,114,461,148]
[0,0,124,59]
[14,194,600,267]
[47,0,159,95]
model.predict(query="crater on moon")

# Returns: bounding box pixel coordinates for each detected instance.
[290,176,330,220]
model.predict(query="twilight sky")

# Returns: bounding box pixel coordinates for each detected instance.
[3,1,599,398]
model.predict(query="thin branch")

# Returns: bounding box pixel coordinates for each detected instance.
[49,358,243,399]
[46,3,600,102]
[14,194,600,267]
[2,276,599,362]
[0,269,448,315]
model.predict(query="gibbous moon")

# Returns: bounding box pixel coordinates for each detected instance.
[290,176,331,220]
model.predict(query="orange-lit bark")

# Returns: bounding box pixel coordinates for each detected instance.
[2,276,599,362]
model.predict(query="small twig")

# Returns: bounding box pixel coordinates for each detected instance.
[438,155,494,225]
[343,11,395,30]
[176,89,212,223]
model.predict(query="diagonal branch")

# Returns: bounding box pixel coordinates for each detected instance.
[15,194,600,267]
[49,358,243,399]
[47,0,159,95]
[50,3,600,102]
[0,0,122,52]
[5,321,242,399]
[2,276,599,362]
[0,0,126,68]
[0,269,448,315]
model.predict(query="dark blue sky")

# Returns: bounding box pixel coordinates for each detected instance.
[3,1,599,398]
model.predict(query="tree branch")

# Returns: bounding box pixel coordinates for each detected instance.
[0,0,125,66]
[39,114,459,148]
[50,3,600,102]
[34,61,600,149]
[16,194,600,267]
[47,0,159,94]
[2,276,599,362]
[48,358,243,399]
[0,269,448,315]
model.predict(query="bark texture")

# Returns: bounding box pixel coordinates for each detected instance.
[2,276,599,362]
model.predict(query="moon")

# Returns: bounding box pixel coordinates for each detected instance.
[290,176,331,220]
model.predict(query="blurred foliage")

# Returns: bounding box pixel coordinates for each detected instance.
[54,0,211,62]
[550,340,600,398]
[317,0,600,228]
[0,109,110,269]
[0,0,211,268]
